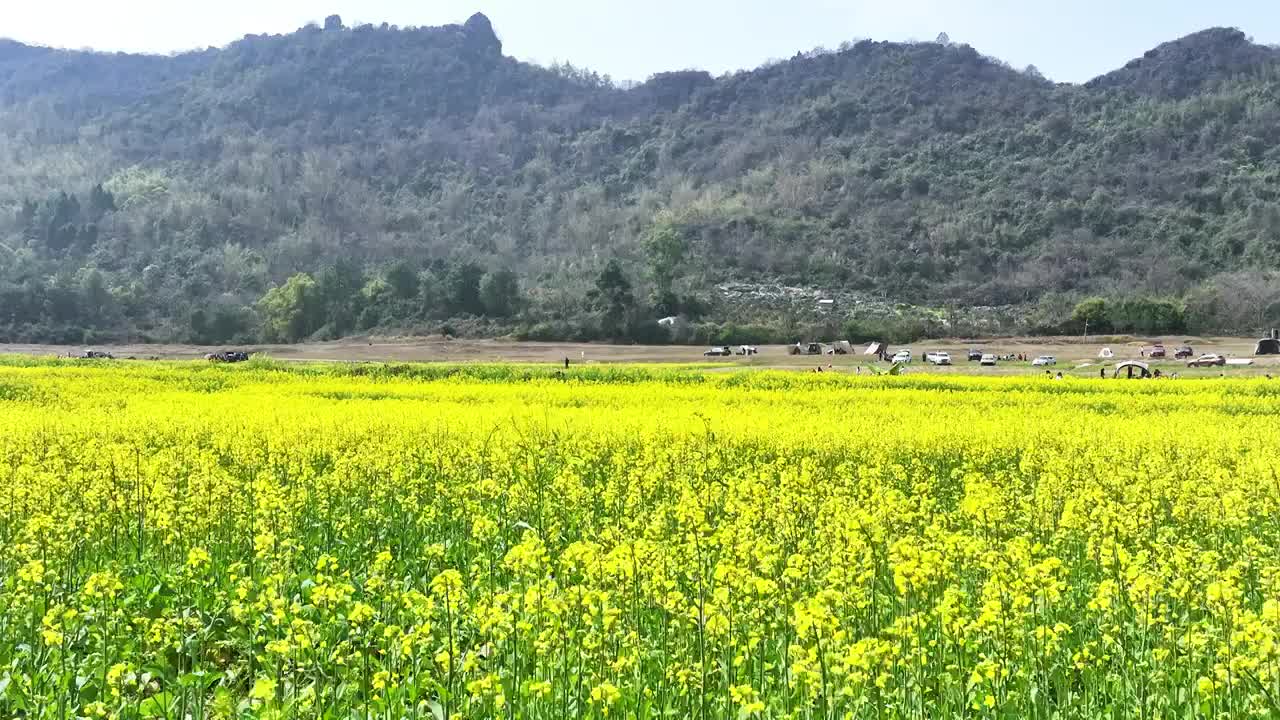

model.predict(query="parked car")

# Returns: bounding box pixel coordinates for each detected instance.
[703,346,733,357]
[1147,344,1167,358]
[1031,355,1057,367]
[1174,346,1194,359]
[890,350,913,364]
[931,352,952,366]
[734,345,758,356]
[789,342,824,356]
[980,354,998,366]
[1187,353,1226,368]
[967,348,983,362]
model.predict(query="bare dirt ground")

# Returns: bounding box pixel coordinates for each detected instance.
[2,335,1277,375]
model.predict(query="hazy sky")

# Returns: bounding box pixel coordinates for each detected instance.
[4,0,1277,83]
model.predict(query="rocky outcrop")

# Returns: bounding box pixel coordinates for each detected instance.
[1086,27,1278,98]
[461,13,502,57]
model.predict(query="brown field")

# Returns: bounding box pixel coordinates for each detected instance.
[2,335,1277,376]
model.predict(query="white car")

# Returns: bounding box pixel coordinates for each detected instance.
[930,352,951,366]
[1032,355,1056,367]
[890,350,912,364]
[980,354,997,366]
[1187,353,1225,368]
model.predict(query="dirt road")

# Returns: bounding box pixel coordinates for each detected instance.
[2,335,1276,375]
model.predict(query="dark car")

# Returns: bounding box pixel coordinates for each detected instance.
[967,349,983,362]
[1174,346,1194,359]
[1147,344,1166,358]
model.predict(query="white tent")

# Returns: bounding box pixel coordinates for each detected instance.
[1098,347,1115,359]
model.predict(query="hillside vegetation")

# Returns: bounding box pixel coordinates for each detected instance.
[1,16,1279,344]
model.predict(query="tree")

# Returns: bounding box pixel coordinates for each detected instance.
[384,261,419,300]
[446,262,486,315]
[38,192,81,254]
[209,305,248,343]
[416,270,442,319]
[257,273,321,342]
[1070,298,1111,334]
[80,269,111,326]
[87,184,116,216]
[588,259,635,339]
[189,308,210,343]
[643,223,687,299]
[361,277,393,310]
[190,305,246,343]
[317,259,365,335]
[480,269,520,317]
[1185,272,1280,333]
[1109,297,1185,334]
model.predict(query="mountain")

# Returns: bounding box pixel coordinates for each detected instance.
[1,15,1279,345]
[1085,28,1278,98]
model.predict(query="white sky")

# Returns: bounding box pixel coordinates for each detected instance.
[3,0,1277,83]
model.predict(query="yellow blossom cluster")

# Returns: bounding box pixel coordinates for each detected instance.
[1,358,1279,718]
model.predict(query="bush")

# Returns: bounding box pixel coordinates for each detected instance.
[1109,297,1185,335]
[843,316,934,344]
[708,323,788,346]
[625,318,671,345]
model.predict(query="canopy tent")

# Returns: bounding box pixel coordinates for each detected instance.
[1114,361,1152,379]
[1098,347,1115,359]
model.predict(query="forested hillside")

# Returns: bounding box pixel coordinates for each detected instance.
[1,15,1279,345]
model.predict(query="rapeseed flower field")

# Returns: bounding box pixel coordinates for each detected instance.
[1,358,1279,719]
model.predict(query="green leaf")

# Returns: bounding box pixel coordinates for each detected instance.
[139,692,175,718]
